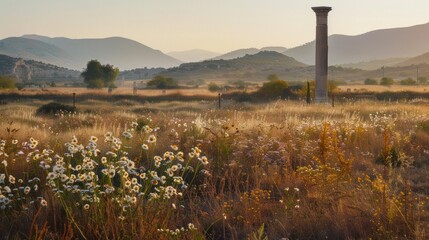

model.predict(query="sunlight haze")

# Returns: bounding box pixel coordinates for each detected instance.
[1,0,429,53]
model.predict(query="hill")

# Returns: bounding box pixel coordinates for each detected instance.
[340,57,408,70]
[212,47,287,61]
[0,37,74,68]
[160,51,308,81]
[397,52,429,66]
[0,54,80,82]
[2,35,182,70]
[118,68,165,81]
[284,22,429,65]
[260,46,288,53]
[167,49,220,63]
[212,48,260,60]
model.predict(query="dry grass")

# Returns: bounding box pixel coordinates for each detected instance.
[338,84,429,93]
[13,86,251,97]
[0,96,428,239]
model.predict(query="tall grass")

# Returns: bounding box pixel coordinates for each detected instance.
[0,98,428,239]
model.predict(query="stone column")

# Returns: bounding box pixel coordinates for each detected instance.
[312,6,331,103]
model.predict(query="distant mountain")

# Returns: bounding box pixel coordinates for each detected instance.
[1,35,182,70]
[0,37,74,68]
[212,48,260,60]
[167,49,220,63]
[284,22,429,65]
[161,51,307,81]
[397,52,429,66]
[0,54,80,82]
[212,47,288,61]
[340,57,408,70]
[260,46,288,53]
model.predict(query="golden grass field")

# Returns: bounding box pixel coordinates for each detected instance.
[338,84,429,93]
[18,87,223,96]
[0,92,428,239]
[9,83,429,99]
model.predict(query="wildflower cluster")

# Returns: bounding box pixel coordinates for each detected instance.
[41,122,209,214]
[0,139,47,210]
[157,223,197,237]
[1,120,209,219]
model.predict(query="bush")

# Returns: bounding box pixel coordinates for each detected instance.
[147,75,177,89]
[380,77,395,86]
[0,76,16,89]
[147,75,178,89]
[400,78,416,85]
[257,78,289,99]
[208,83,221,92]
[36,102,77,116]
[235,92,253,102]
[328,80,339,92]
[364,78,378,85]
[15,82,25,90]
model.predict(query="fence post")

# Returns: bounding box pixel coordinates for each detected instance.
[218,93,221,109]
[72,93,76,108]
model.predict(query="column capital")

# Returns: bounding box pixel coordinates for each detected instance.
[312,6,332,15]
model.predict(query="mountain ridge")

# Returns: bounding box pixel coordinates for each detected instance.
[284,22,429,65]
[212,47,287,60]
[1,35,182,70]
[167,49,220,63]
[161,50,307,81]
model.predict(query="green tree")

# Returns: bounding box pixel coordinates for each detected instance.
[102,64,119,88]
[364,78,378,85]
[81,60,119,89]
[147,75,178,89]
[400,77,416,85]
[0,76,16,89]
[380,77,395,86]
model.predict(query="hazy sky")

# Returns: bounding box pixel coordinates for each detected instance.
[1,0,429,53]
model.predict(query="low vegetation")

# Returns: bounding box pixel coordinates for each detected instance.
[256,74,289,99]
[365,78,378,85]
[35,102,77,116]
[380,77,395,86]
[0,95,428,239]
[0,75,16,89]
[147,75,179,89]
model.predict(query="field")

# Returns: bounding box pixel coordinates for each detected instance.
[338,85,429,93]
[0,93,429,239]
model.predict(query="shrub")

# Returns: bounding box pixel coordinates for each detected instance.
[364,78,378,85]
[208,82,221,92]
[257,78,289,99]
[380,77,395,86]
[0,76,16,89]
[36,102,77,116]
[400,77,416,85]
[147,75,178,89]
[15,82,25,90]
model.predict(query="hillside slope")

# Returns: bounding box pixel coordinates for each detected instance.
[2,35,182,70]
[285,22,429,65]
[0,54,80,82]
